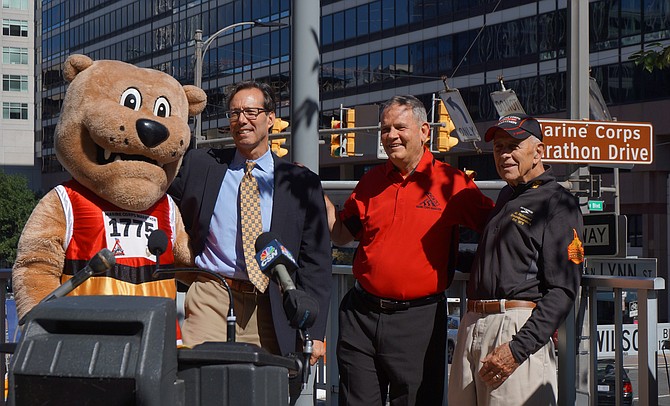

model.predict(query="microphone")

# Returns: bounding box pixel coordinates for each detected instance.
[253,232,319,329]
[19,248,117,327]
[40,248,116,303]
[147,229,237,342]
[148,228,169,259]
[254,232,298,292]
[254,233,319,387]
[282,289,318,330]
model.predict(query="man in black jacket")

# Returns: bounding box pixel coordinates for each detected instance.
[448,114,584,405]
[169,81,331,404]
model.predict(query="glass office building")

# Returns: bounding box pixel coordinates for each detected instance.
[38,1,670,316]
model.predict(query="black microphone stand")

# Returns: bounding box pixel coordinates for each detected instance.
[152,253,236,343]
[300,328,313,389]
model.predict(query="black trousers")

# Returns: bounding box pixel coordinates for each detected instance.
[337,287,447,406]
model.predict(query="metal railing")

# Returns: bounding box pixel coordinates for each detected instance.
[0,269,12,406]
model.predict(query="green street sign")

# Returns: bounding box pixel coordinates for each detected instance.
[588,200,604,211]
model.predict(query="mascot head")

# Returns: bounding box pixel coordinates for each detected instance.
[55,54,206,211]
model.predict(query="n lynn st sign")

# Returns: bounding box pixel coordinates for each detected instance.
[537,119,653,165]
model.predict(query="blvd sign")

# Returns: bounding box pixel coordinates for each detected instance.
[537,119,653,165]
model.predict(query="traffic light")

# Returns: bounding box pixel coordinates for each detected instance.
[436,100,458,152]
[271,118,289,157]
[272,118,289,134]
[271,138,288,157]
[330,118,343,157]
[345,109,355,155]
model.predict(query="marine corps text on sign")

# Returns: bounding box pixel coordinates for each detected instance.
[537,119,653,165]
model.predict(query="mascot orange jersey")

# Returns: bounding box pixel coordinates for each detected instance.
[12,54,205,321]
[57,179,177,298]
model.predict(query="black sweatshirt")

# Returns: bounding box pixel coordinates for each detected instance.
[467,167,584,363]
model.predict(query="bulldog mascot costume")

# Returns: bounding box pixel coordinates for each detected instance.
[12,55,205,325]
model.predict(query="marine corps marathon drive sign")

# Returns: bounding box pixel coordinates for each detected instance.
[537,119,653,165]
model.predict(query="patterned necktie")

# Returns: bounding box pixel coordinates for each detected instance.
[240,160,269,292]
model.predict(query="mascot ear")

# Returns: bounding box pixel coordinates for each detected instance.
[183,85,207,117]
[63,54,94,83]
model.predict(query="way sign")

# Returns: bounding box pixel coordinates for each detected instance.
[439,90,480,142]
[588,200,604,211]
[583,213,617,256]
[538,119,653,164]
[584,257,657,278]
[490,89,526,117]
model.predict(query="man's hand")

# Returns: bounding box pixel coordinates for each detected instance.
[478,342,520,389]
[310,339,326,366]
[324,194,354,246]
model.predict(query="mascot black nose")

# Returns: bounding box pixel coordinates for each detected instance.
[136,119,169,148]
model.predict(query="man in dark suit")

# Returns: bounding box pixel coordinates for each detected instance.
[168,81,331,400]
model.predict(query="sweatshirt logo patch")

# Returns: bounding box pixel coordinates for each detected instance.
[416,192,441,211]
[511,207,533,226]
[519,206,533,215]
[568,229,584,264]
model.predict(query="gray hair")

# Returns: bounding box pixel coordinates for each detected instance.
[381,95,428,123]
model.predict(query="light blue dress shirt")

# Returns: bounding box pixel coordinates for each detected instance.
[195,149,275,280]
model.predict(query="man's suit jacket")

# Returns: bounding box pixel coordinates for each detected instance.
[168,147,331,356]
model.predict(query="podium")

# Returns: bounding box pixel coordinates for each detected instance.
[8,296,298,406]
[178,342,298,405]
[9,296,178,406]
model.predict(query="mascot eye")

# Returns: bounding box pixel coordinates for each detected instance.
[120,88,142,111]
[154,97,171,117]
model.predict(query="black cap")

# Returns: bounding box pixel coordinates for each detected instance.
[484,114,542,142]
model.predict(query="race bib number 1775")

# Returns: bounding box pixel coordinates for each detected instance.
[103,211,158,259]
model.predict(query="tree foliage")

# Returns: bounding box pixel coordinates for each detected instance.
[629,43,670,73]
[0,172,38,268]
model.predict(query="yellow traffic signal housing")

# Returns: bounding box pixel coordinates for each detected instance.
[272,118,289,134]
[436,100,458,152]
[270,118,289,157]
[345,109,355,154]
[330,118,343,157]
[271,138,288,157]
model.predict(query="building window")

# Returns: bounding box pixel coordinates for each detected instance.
[2,47,28,64]
[2,74,28,91]
[2,102,28,119]
[2,0,28,10]
[2,19,28,37]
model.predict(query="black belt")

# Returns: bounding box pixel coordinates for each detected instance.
[354,281,445,311]
[223,277,261,294]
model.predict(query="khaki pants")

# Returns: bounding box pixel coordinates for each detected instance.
[181,277,280,354]
[448,308,557,406]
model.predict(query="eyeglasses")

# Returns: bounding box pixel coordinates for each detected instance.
[225,107,270,121]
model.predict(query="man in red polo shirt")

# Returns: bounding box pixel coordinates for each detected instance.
[326,95,493,406]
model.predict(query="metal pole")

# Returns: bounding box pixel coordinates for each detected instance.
[566,2,590,404]
[290,0,320,173]
[568,0,590,120]
[193,29,203,145]
[639,285,661,406]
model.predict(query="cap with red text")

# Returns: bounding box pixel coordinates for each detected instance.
[484,114,542,142]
